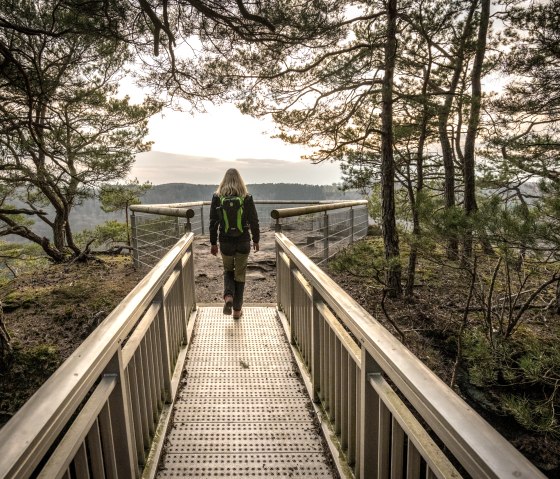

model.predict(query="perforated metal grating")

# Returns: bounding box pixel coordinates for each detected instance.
[156,306,337,478]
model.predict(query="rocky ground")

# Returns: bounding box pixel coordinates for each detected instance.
[192,230,278,305]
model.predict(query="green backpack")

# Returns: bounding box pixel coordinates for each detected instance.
[219,195,245,237]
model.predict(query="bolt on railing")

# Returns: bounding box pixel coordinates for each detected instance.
[275,232,546,479]
[0,234,197,479]
[131,200,369,268]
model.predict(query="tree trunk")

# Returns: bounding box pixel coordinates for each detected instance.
[437,0,477,260]
[381,0,402,298]
[462,0,490,257]
[0,214,65,262]
[0,304,12,368]
[405,49,431,299]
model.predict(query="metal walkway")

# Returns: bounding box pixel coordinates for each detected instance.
[156,306,337,478]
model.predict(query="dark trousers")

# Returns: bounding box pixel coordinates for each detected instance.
[220,241,250,310]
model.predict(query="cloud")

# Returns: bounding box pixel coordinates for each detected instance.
[130,151,342,185]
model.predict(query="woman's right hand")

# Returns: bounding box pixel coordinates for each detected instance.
[210,244,219,256]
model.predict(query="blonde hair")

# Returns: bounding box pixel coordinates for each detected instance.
[216,168,249,197]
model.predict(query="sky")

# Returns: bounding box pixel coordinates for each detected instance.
[127,99,343,185]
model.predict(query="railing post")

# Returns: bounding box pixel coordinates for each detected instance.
[311,290,321,403]
[175,217,180,240]
[184,218,191,233]
[156,296,172,403]
[323,211,329,261]
[359,347,381,479]
[200,205,205,235]
[288,259,296,345]
[350,207,355,244]
[131,212,139,269]
[275,218,282,232]
[275,239,281,309]
[104,349,138,479]
[188,242,196,311]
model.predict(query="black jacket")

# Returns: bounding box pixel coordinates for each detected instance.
[209,194,260,245]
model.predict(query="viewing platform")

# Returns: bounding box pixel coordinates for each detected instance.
[0,200,547,479]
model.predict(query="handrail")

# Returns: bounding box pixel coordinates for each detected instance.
[0,233,196,479]
[275,232,545,479]
[130,199,337,212]
[270,200,368,219]
[130,205,195,217]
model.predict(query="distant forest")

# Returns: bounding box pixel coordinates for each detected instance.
[8,183,364,242]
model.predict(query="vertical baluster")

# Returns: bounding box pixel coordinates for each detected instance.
[426,467,437,479]
[166,293,177,364]
[293,280,299,346]
[275,242,281,309]
[305,293,311,370]
[104,350,137,478]
[188,243,196,311]
[378,400,391,478]
[134,349,150,450]
[74,442,90,479]
[355,362,362,478]
[340,347,349,450]
[359,347,381,479]
[127,357,144,464]
[391,418,405,479]
[406,440,421,479]
[153,314,165,404]
[347,358,357,466]
[335,337,341,435]
[140,339,155,435]
[87,419,105,479]
[98,403,118,479]
[319,314,326,404]
[329,328,335,420]
[176,268,188,342]
[288,261,295,344]
[311,292,321,403]
[157,298,172,402]
[173,284,181,357]
[150,323,163,410]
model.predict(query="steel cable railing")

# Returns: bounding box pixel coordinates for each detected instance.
[271,201,369,265]
[131,200,369,268]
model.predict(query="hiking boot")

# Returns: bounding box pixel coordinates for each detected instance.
[233,309,243,320]
[223,295,233,315]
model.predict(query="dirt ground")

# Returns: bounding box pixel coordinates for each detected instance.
[192,230,278,304]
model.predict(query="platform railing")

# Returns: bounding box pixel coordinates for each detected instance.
[271,200,368,264]
[276,232,546,479]
[130,199,369,268]
[0,233,196,479]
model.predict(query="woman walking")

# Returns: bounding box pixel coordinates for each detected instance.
[209,169,260,319]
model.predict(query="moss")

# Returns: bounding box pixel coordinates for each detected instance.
[2,291,39,311]
[13,344,60,372]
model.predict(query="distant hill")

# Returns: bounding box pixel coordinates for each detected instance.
[142,183,364,204]
[6,183,366,243]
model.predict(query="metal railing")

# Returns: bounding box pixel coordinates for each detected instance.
[276,232,545,479]
[272,200,368,265]
[130,200,369,268]
[0,233,197,479]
